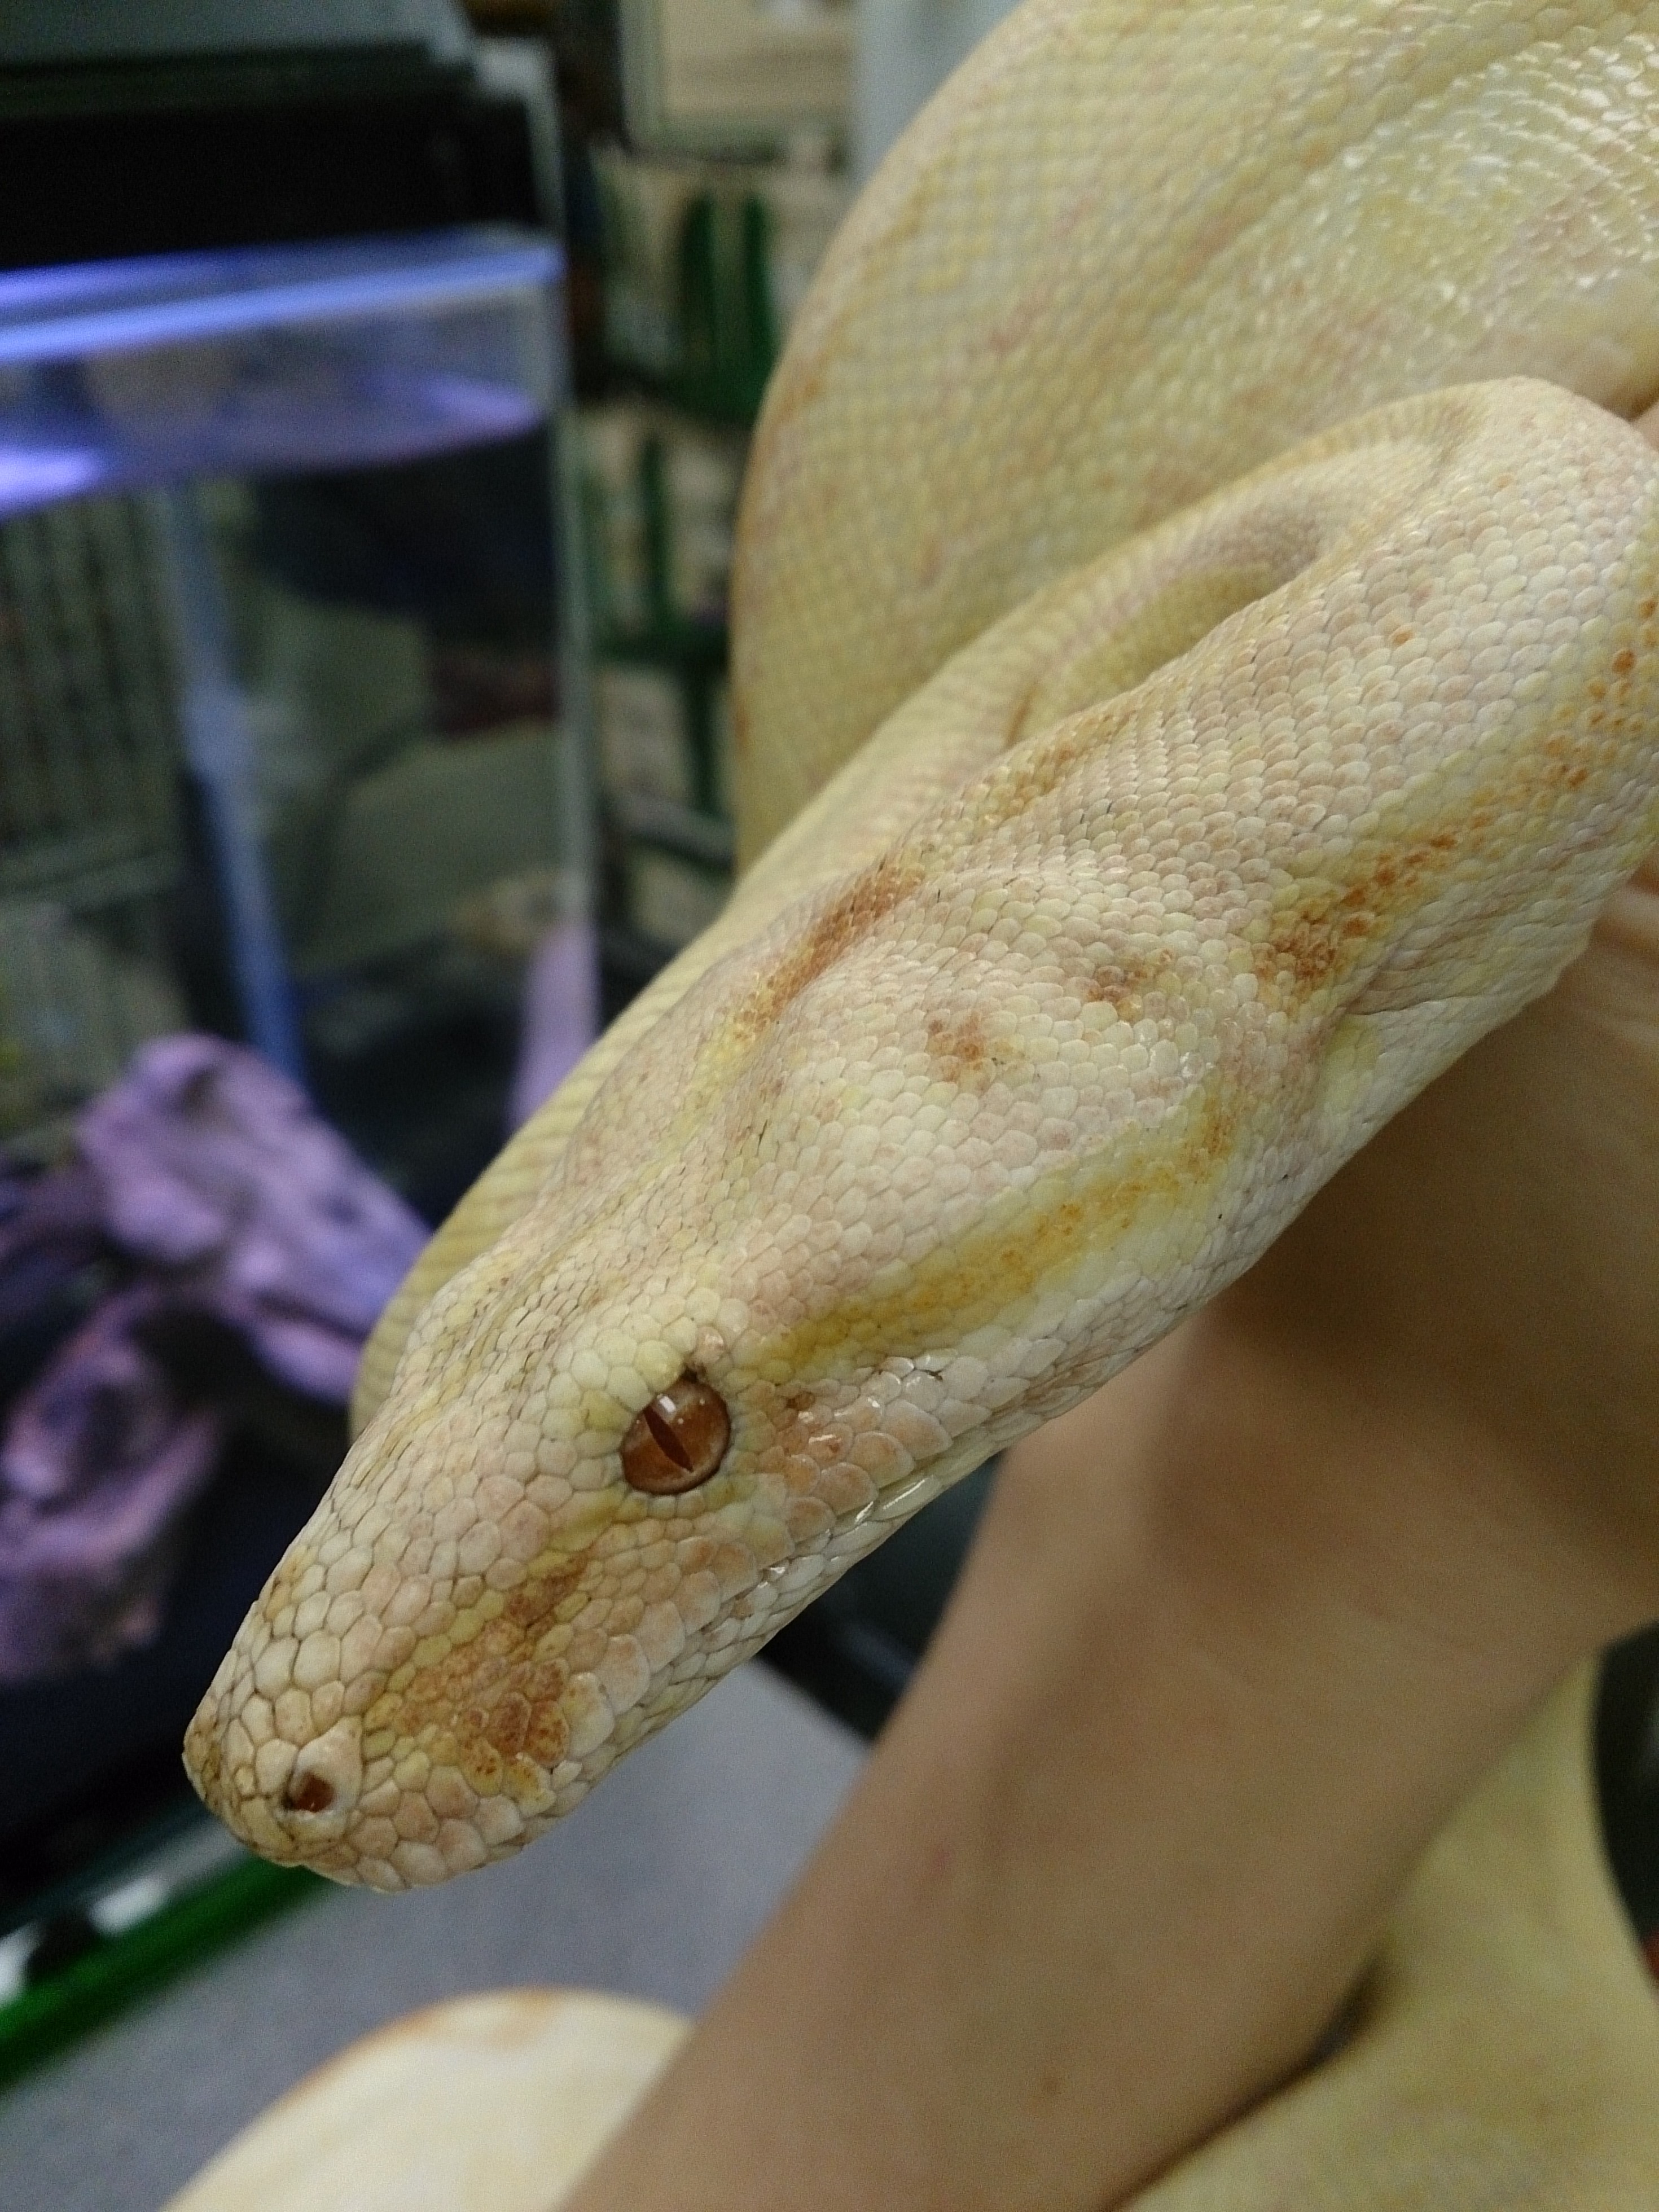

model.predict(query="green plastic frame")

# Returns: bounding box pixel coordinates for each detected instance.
[0,1855,321,2092]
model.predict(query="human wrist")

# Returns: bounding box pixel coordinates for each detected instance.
[1127,1297,1631,1713]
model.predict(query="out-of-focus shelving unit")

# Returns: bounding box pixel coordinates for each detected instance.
[519,0,852,1016]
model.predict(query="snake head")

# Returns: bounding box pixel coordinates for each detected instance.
[181,886,1083,1888]
[185,380,1659,1888]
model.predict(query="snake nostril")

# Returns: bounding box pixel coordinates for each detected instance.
[621,1374,730,1494]
[284,1771,336,1815]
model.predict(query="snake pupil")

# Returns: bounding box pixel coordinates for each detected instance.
[643,1402,694,1469]
[621,1375,730,1495]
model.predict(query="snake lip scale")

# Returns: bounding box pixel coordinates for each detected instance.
[183,367,1659,1891]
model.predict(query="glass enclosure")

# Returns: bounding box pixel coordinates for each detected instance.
[0,226,589,2014]
[0,226,580,1184]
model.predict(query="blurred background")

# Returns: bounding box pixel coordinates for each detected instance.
[0,0,1651,2104]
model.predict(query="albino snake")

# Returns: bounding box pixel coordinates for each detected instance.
[178,0,1659,2196]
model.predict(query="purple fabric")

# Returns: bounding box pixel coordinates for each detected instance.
[77,1034,427,1404]
[0,1158,106,1334]
[0,1284,222,1682]
[0,1035,430,1680]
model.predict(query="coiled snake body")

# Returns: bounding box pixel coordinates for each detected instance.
[180,1,1659,2193]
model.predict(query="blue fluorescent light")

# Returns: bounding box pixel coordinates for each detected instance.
[0,230,565,368]
[0,229,565,516]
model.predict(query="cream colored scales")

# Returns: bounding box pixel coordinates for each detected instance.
[177,2,1659,2202]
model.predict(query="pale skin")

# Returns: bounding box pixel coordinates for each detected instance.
[564,836,1659,2212]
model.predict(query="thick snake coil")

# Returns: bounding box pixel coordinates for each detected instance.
[175,1,1659,2200]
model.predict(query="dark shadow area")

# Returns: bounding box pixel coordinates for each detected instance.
[1598,1618,1659,1948]
[0,1325,344,1932]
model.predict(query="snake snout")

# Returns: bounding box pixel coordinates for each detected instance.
[278,1718,363,1832]
[184,1686,365,1866]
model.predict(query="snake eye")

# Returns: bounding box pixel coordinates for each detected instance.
[621,1375,730,1494]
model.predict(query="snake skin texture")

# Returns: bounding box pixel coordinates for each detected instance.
[350,0,1659,1427]
[735,0,1659,857]
[182,1,1659,1891]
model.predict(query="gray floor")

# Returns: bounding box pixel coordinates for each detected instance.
[0,1665,865,2212]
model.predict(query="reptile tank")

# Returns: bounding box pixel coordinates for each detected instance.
[0,2,592,2078]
